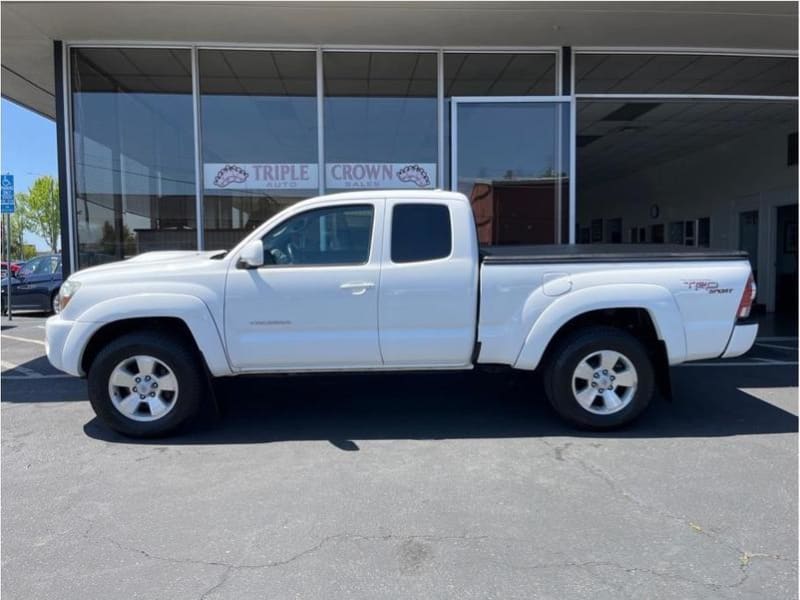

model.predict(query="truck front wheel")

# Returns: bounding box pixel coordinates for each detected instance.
[544,326,655,430]
[87,331,205,437]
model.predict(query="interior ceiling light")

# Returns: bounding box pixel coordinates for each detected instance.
[616,125,648,133]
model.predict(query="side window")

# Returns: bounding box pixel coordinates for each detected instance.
[391,203,452,263]
[262,204,374,267]
[22,257,45,276]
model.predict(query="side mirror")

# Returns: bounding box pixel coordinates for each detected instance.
[237,240,264,269]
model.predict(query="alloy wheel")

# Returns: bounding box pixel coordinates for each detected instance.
[570,350,638,415]
[108,355,179,422]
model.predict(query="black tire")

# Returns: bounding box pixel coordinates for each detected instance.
[87,331,206,438]
[543,326,654,430]
[49,290,59,315]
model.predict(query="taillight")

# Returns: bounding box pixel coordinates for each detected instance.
[737,273,756,320]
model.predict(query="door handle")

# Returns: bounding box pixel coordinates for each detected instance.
[340,282,375,295]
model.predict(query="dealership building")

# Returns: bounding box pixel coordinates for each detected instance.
[2,1,797,314]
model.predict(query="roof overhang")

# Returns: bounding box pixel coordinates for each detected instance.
[2,1,798,119]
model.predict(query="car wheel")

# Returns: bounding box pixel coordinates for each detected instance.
[87,331,206,437]
[543,326,654,430]
[50,290,59,314]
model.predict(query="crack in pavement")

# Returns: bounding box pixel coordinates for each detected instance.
[482,556,719,590]
[99,526,795,599]
[538,438,795,591]
[91,530,493,599]
[78,441,795,599]
[61,511,800,599]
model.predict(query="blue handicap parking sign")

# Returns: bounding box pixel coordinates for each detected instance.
[1,174,14,213]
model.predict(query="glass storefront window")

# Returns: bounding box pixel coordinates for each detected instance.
[71,48,196,267]
[199,50,318,248]
[445,53,557,96]
[443,53,558,191]
[323,52,437,192]
[452,101,570,244]
[576,54,799,96]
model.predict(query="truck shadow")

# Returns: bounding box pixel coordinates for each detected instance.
[83,366,798,445]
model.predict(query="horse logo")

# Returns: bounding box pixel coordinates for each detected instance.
[397,164,431,188]
[214,164,249,188]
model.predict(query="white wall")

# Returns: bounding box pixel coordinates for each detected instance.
[577,121,798,311]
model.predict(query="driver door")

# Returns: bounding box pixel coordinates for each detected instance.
[224,201,384,371]
[12,256,56,310]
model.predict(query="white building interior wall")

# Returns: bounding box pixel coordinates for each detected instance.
[578,118,798,312]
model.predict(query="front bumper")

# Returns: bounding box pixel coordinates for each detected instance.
[721,323,759,359]
[45,315,96,377]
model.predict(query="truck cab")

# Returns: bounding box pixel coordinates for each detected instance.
[225,192,478,371]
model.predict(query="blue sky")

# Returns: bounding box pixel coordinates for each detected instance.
[1,98,58,250]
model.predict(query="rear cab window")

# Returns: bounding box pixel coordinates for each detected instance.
[391,203,452,263]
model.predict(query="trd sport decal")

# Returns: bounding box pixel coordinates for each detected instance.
[681,280,733,294]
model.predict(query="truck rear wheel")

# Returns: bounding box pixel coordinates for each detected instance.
[543,326,654,430]
[87,331,204,437]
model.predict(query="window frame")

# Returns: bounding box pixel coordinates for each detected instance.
[197,48,320,250]
[68,46,198,267]
[389,202,454,264]
[62,44,563,272]
[258,202,376,268]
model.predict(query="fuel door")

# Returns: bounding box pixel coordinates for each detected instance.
[542,272,572,297]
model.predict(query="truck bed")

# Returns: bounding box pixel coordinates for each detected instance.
[481,244,749,265]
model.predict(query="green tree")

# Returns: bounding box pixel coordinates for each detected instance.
[1,199,34,261]
[9,210,27,259]
[18,176,60,253]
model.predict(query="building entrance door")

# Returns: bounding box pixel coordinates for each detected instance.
[774,204,798,316]
[451,99,571,245]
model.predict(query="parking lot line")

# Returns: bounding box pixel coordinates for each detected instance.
[755,341,797,351]
[1,333,46,347]
[678,360,798,367]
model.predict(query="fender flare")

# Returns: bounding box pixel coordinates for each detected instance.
[68,293,232,377]
[513,284,687,370]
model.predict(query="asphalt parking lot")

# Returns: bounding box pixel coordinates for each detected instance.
[1,313,797,599]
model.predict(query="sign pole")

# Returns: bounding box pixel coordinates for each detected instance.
[1,173,15,321]
[5,213,11,321]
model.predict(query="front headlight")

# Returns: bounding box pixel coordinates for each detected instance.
[57,279,81,313]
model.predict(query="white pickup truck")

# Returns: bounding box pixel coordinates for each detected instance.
[46,190,758,437]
